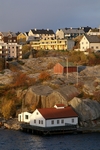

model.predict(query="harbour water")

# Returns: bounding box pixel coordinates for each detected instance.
[0,129,100,150]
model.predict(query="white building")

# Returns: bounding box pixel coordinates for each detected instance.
[0,43,22,59]
[80,35,100,52]
[18,112,32,123]
[87,28,100,36]
[56,28,85,39]
[30,105,78,128]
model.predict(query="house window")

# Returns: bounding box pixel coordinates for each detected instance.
[91,46,94,49]
[25,115,28,119]
[41,120,43,124]
[34,120,36,123]
[72,119,74,123]
[51,120,54,124]
[39,120,40,124]
[57,120,59,124]
[61,120,64,124]
[36,112,38,115]
[83,47,84,49]
[96,46,98,49]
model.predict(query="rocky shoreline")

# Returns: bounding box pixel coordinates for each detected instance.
[0,118,100,134]
[0,118,22,130]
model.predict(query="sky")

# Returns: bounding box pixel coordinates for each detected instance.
[0,0,100,33]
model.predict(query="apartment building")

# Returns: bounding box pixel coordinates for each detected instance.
[31,39,74,51]
[0,31,22,59]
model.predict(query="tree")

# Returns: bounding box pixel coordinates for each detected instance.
[1,100,16,119]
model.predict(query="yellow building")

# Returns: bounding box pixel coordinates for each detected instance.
[31,39,67,50]
[17,33,27,44]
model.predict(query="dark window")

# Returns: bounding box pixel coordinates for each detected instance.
[34,120,36,123]
[41,120,43,124]
[51,120,54,124]
[61,120,64,124]
[72,119,74,123]
[25,115,28,119]
[57,120,59,124]
[39,120,40,124]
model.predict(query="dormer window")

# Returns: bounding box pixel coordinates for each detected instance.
[54,104,66,109]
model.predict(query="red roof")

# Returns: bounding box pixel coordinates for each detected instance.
[37,106,78,120]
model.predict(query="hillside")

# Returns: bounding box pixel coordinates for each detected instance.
[0,53,100,127]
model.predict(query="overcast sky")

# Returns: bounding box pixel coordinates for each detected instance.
[0,0,100,32]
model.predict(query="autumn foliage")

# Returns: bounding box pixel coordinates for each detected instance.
[1,100,16,119]
[11,72,35,88]
[38,71,51,81]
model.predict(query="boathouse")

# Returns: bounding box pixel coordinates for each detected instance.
[18,112,32,123]
[53,62,77,75]
[30,105,78,127]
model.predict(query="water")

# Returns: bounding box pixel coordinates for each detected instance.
[0,129,100,150]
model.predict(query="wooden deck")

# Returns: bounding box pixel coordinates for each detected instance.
[20,123,77,135]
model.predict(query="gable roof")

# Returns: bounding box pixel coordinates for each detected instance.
[1,31,17,37]
[85,35,100,43]
[89,28,99,32]
[83,26,91,33]
[37,106,78,119]
[61,28,84,34]
[59,62,76,67]
[31,29,54,35]
[24,32,28,36]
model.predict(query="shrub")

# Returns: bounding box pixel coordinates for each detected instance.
[47,62,55,69]
[1,100,16,119]
[35,50,48,57]
[11,72,36,88]
[22,44,31,55]
[38,71,51,81]
[93,90,100,102]
[0,58,5,71]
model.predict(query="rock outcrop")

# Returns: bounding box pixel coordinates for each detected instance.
[68,97,100,121]
[0,69,14,85]
[24,85,80,108]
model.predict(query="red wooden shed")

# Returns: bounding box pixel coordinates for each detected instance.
[53,62,77,74]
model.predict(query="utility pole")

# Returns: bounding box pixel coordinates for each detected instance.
[77,64,78,85]
[66,57,68,79]
[64,57,68,79]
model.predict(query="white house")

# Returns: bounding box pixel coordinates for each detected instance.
[30,105,78,128]
[80,35,100,52]
[56,28,84,39]
[28,29,55,41]
[18,112,32,123]
[87,28,100,36]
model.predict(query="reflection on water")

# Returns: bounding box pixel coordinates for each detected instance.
[0,129,100,150]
